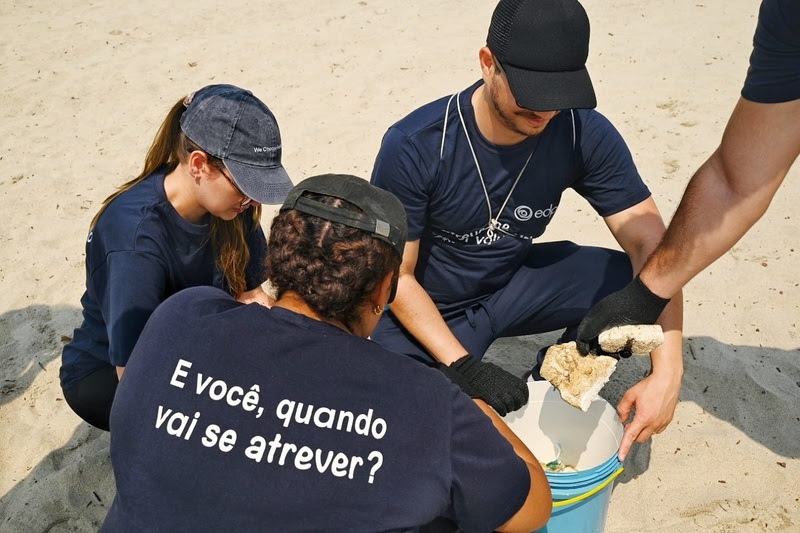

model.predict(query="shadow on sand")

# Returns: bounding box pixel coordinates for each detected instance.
[0,304,113,531]
[0,304,78,408]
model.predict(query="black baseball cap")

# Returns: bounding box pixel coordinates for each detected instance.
[281,174,408,258]
[180,84,293,205]
[487,0,597,110]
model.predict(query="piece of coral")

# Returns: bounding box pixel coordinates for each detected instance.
[540,325,664,411]
[598,324,664,354]
[540,342,617,411]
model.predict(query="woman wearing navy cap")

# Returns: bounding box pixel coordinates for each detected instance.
[60,84,293,431]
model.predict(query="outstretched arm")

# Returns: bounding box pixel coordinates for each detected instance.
[390,240,469,364]
[391,240,529,415]
[603,197,684,460]
[577,97,800,353]
[641,96,800,299]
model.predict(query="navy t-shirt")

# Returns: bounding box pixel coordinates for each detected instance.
[742,0,800,103]
[60,168,268,389]
[103,287,531,532]
[371,81,650,306]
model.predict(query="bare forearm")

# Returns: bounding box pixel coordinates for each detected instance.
[649,295,683,382]
[642,97,800,299]
[641,154,773,297]
[473,400,551,532]
[389,274,467,364]
[608,201,684,378]
[626,226,684,380]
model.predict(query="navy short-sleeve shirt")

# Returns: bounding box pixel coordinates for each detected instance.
[60,168,268,389]
[742,0,800,103]
[103,287,532,532]
[371,82,650,305]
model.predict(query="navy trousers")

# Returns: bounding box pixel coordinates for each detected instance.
[371,241,632,367]
[62,365,118,431]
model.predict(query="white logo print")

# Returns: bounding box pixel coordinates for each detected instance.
[513,203,559,222]
[514,206,533,221]
[253,145,281,153]
[534,204,558,219]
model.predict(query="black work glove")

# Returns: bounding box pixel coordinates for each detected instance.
[436,354,529,416]
[576,275,670,356]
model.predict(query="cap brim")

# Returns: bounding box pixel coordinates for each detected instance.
[224,159,293,205]
[504,64,597,111]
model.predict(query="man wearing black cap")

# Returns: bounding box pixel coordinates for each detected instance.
[370,0,683,460]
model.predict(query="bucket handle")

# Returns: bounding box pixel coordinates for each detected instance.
[551,467,624,508]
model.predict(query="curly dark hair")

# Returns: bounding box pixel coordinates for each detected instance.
[266,193,401,331]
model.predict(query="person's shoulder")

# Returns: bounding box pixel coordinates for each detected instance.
[357,340,460,401]
[386,92,459,141]
[93,173,165,246]
[99,173,161,218]
[573,108,616,129]
[154,286,238,321]
[572,108,627,144]
[759,0,800,35]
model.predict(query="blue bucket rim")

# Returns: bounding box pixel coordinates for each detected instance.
[546,452,622,488]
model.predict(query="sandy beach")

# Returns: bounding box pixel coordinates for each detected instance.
[1,0,798,531]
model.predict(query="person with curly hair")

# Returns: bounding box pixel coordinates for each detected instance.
[102,174,551,532]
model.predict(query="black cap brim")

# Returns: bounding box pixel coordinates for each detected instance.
[224,159,293,205]
[504,64,597,111]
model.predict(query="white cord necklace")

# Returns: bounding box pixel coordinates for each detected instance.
[453,90,539,236]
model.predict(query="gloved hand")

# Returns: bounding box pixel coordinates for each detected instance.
[437,354,529,416]
[576,275,670,356]
[597,347,634,360]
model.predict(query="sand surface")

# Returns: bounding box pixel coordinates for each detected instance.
[1,1,798,531]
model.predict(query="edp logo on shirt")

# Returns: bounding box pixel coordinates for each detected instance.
[514,203,558,222]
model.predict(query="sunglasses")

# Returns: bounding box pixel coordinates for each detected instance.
[215,164,253,208]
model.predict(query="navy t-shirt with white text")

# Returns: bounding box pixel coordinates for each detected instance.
[103,287,531,532]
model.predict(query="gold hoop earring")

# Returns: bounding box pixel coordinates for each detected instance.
[373,305,383,316]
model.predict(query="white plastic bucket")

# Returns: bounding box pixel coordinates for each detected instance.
[502,381,624,532]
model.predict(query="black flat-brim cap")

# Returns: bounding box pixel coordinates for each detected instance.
[503,63,596,111]
[281,174,408,258]
[488,0,597,110]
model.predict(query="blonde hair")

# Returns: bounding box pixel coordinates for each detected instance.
[90,96,262,297]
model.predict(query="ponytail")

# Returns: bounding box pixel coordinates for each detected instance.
[90,97,187,230]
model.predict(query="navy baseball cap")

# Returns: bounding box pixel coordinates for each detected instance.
[487,0,597,110]
[180,84,293,204]
[281,174,408,258]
